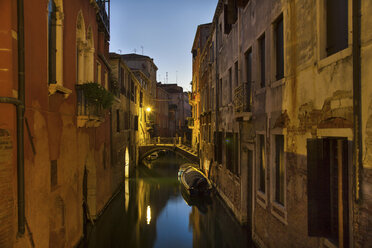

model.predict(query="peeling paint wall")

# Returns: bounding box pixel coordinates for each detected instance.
[195,0,372,247]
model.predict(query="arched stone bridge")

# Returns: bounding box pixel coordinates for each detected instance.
[139,139,199,164]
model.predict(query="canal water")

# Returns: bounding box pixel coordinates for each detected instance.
[85,152,254,248]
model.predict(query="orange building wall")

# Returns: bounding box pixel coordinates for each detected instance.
[0,0,114,247]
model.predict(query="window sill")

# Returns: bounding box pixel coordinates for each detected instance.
[48,84,72,99]
[270,78,285,88]
[256,190,267,209]
[317,47,352,70]
[271,201,288,225]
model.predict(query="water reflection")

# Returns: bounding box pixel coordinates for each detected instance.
[84,152,253,248]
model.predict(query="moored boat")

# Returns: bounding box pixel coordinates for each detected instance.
[178,164,212,196]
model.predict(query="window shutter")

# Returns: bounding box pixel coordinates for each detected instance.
[307,139,331,237]
[224,5,232,34]
[342,139,350,247]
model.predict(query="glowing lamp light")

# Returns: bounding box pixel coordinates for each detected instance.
[146,107,152,113]
[146,205,151,224]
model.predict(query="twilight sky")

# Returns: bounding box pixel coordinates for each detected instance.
[109,0,217,92]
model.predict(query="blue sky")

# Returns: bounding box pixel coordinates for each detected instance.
[109,0,217,92]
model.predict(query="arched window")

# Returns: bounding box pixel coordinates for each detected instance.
[76,11,86,84]
[48,0,57,84]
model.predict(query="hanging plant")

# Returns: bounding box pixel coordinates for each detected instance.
[80,82,114,109]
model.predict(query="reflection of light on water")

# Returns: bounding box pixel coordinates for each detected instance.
[146,205,151,224]
[125,180,129,211]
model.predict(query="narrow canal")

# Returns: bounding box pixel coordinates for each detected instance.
[85,152,254,248]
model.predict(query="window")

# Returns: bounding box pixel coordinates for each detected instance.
[120,67,126,95]
[130,79,135,101]
[275,15,284,80]
[257,134,266,193]
[326,0,348,57]
[245,48,252,111]
[214,132,223,164]
[224,5,232,34]
[97,62,101,84]
[134,116,138,131]
[140,91,143,108]
[259,34,266,88]
[233,133,239,175]
[307,138,349,247]
[116,110,120,133]
[229,68,232,102]
[51,160,57,191]
[226,132,233,171]
[48,0,57,84]
[235,61,239,88]
[274,135,285,205]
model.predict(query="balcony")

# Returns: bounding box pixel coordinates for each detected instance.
[234,82,252,120]
[187,117,194,129]
[96,0,110,34]
[76,84,105,127]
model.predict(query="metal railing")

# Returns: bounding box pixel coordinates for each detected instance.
[234,82,252,113]
[76,85,103,117]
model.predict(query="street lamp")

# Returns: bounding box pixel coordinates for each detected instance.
[146,107,152,113]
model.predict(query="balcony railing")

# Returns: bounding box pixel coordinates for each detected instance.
[76,84,104,127]
[96,0,110,34]
[234,82,252,113]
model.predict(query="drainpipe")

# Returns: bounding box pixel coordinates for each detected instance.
[352,0,362,202]
[0,0,26,235]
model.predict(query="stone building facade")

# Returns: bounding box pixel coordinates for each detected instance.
[0,0,120,247]
[157,83,191,139]
[193,0,372,247]
[155,84,170,137]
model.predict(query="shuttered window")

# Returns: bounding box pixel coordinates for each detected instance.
[226,132,233,172]
[258,134,266,193]
[326,0,348,56]
[274,135,285,205]
[307,138,349,247]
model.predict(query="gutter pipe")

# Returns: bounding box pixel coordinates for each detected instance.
[352,0,362,202]
[0,0,25,235]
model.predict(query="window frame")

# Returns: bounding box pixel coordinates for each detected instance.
[273,13,284,82]
[270,130,288,224]
[316,0,352,68]
[256,131,267,208]
[258,34,266,89]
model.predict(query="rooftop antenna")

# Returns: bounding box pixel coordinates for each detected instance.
[166,72,168,84]
[133,48,137,54]
[118,49,122,54]
[141,46,144,55]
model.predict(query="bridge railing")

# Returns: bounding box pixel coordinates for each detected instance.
[143,137,192,147]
